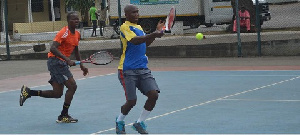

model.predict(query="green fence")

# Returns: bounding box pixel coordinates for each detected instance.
[0,0,299,60]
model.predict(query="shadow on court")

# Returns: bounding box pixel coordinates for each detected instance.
[0,68,299,134]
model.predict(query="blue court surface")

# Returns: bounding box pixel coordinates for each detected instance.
[0,70,299,134]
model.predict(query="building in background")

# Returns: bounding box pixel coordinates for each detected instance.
[1,0,98,38]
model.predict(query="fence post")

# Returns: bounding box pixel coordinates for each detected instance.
[4,0,10,60]
[235,0,242,57]
[255,0,262,56]
[118,0,122,57]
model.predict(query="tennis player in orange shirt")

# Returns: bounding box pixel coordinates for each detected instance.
[19,12,88,123]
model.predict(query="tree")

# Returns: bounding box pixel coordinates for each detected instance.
[65,0,95,27]
[229,0,257,32]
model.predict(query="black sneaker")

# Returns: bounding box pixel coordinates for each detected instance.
[116,117,126,134]
[56,114,78,123]
[132,121,148,134]
[20,85,31,106]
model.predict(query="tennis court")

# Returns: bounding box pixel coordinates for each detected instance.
[0,57,299,134]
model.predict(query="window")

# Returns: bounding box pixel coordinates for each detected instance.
[31,0,44,12]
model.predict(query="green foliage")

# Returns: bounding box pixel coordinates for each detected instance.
[65,0,95,21]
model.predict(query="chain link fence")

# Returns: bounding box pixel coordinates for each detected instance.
[0,0,299,60]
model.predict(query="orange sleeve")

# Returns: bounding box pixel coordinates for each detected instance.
[77,31,81,42]
[53,27,67,44]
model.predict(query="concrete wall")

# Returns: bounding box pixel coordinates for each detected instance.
[13,21,67,34]
[3,38,299,60]
[2,31,299,59]
[145,39,300,58]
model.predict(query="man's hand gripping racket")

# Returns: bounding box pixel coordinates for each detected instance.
[75,51,114,65]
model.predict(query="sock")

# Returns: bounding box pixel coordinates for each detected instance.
[61,103,70,116]
[117,113,126,122]
[137,109,151,123]
[29,90,41,96]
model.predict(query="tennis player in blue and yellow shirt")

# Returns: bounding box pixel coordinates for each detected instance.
[116,4,165,134]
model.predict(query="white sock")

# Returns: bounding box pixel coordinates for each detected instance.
[117,113,126,122]
[137,109,151,123]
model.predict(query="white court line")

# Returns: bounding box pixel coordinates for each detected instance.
[0,73,115,94]
[220,99,300,102]
[186,75,300,77]
[92,75,300,134]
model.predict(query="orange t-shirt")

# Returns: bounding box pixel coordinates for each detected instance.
[48,26,81,59]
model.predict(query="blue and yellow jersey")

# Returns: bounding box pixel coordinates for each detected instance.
[118,21,148,70]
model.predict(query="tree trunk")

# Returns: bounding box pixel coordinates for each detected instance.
[83,10,89,27]
[229,0,257,32]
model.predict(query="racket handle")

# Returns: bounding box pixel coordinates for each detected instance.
[75,61,81,65]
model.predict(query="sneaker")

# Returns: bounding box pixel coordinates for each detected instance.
[56,114,78,123]
[116,117,126,134]
[20,85,31,106]
[132,121,148,134]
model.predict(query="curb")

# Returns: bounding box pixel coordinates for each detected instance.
[1,31,300,60]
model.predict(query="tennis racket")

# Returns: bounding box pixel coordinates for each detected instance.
[75,51,113,65]
[164,6,176,32]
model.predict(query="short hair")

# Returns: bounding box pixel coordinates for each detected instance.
[124,4,136,14]
[67,11,77,21]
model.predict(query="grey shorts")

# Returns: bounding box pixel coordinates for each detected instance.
[47,57,73,84]
[118,69,160,100]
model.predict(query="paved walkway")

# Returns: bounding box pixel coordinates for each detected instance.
[1,56,300,92]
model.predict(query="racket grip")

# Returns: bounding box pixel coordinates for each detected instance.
[75,61,81,65]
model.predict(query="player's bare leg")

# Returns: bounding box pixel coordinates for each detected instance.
[20,82,64,106]
[116,99,137,134]
[133,90,158,134]
[39,82,64,98]
[121,100,137,115]
[144,90,159,111]
[56,77,78,123]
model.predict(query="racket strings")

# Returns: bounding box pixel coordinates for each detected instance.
[91,51,113,65]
